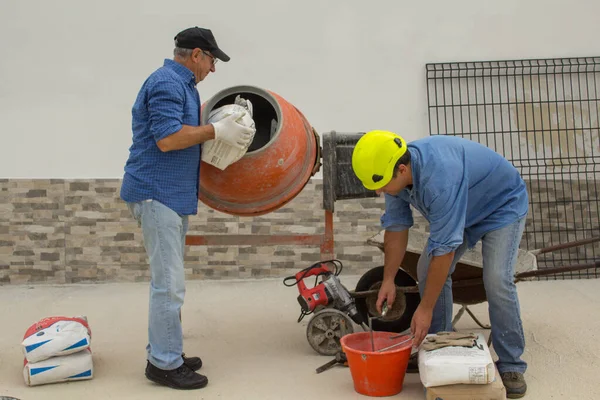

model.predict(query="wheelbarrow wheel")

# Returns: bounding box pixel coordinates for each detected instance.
[355,266,420,333]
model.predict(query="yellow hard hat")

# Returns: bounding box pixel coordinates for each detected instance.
[351,130,408,190]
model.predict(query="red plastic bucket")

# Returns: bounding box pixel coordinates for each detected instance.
[340,332,412,397]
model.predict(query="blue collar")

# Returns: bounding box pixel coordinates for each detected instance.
[163,59,196,86]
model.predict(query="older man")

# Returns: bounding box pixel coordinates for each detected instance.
[120,27,254,390]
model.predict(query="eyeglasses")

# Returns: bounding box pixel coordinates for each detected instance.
[202,51,218,65]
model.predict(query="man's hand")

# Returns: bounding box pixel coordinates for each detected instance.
[376,280,397,314]
[212,112,255,149]
[410,305,433,347]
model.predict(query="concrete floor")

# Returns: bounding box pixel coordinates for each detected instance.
[1,276,599,400]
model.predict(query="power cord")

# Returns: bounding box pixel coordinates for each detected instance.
[283,260,344,322]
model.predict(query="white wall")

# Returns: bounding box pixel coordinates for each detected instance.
[1,0,599,178]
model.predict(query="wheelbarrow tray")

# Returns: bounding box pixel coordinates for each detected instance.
[366,228,538,305]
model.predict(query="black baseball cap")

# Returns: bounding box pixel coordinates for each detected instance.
[174,27,230,62]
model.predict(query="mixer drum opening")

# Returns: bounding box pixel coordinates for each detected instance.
[201,86,282,153]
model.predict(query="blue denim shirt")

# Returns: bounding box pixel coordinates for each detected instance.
[381,136,528,257]
[121,59,201,215]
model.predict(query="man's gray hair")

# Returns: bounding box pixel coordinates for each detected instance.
[174,47,193,59]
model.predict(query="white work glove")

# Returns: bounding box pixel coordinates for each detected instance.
[212,112,255,149]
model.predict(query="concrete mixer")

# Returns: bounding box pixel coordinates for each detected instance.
[187,85,375,261]
[198,85,322,217]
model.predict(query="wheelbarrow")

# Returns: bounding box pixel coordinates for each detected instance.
[294,229,598,356]
[350,228,600,334]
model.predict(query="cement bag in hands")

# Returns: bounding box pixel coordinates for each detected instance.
[24,348,93,386]
[22,316,91,363]
[418,333,495,387]
[202,95,256,170]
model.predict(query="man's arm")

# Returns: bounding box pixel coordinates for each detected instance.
[410,183,467,345]
[419,252,454,310]
[382,229,409,282]
[411,251,454,346]
[156,124,215,152]
[376,229,409,313]
[147,80,252,152]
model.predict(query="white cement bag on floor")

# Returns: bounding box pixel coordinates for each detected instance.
[23,348,93,386]
[418,333,495,387]
[22,316,92,363]
[202,96,256,170]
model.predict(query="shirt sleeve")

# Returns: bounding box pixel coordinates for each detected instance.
[147,80,185,141]
[380,193,414,232]
[425,183,468,257]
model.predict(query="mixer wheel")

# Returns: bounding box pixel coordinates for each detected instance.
[306,309,354,355]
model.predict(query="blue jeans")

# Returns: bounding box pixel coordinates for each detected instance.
[127,200,188,370]
[417,217,527,374]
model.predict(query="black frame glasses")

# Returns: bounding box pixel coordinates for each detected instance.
[202,51,218,65]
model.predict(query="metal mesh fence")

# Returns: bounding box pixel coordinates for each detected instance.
[426,57,600,279]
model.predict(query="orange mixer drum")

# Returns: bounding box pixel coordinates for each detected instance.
[198,86,320,216]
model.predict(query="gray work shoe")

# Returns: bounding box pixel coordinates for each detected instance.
[501,371,527,398]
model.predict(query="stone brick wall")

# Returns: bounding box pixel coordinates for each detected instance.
[1,178,597,284]
[0,179,397,284]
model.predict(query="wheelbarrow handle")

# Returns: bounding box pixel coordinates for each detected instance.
[349,278,485,299]
[514,261,600,282]
[531,237,600,255]
[350,260,600,298]
[350,286,419,299]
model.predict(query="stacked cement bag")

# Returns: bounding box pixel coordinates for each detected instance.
[21,316,93,386]
[418,332,495,387]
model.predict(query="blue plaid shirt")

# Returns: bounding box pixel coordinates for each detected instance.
[121,59,201,215]
[381,136,529,257]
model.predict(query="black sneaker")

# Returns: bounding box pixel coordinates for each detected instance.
[145,361,208,390]
[182,353,202,371]
[501,371,527,399]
